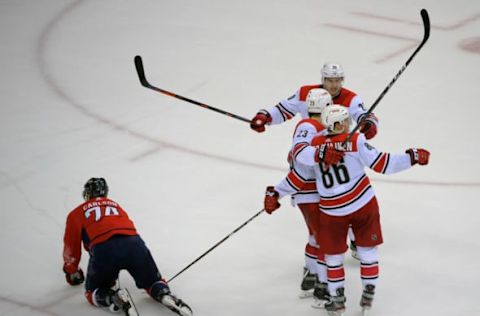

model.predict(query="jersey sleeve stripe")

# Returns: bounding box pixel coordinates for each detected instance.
[371,153,390,173]
[276,103,295,121]
[369,153,383,169]
[292,142,309,160]
[382,154,390,174]
[286,170,306,190]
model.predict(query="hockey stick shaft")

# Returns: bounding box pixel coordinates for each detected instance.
[345,9,430,143]
[134,55,251,123]
[167,208,265,283]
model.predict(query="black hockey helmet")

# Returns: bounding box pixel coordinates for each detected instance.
[83,177,109,200]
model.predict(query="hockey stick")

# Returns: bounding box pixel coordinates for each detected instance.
[134,55,251,123]
[167,208,265,283]
[344,9,430,144]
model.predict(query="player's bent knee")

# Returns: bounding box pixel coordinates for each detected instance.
[356,246,379,263]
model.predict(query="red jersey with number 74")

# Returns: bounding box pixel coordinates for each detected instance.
[62,197,137,273]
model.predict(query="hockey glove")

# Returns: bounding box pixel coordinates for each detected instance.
[250,110,272,133]
[264,186,280,214]
[64,267,85,286]
[406,148,430,166]
[317,144,344,166]
[359,113,379,140]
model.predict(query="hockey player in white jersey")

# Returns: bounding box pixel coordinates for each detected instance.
[250,63,379,140]
[264,88,340,303]
[313,105,428,315]
[266,105,430,315]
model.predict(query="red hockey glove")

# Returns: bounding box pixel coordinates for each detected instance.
[317,144,344,166]
[264,186,280,214]
[250,111,272,133]
[64,267,85,286]
[359,113,378,140]
[406,148,430,166]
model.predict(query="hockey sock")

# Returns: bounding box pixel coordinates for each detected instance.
[357,246,379,288]
[149,280,171,302]
[325,253,345,295]
[86,288,115,307]
[316,250,327,283]
[305,237,318,273]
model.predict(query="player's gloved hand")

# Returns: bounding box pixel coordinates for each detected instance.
[64,267,85,286]
[406,148,430,166]
[359,113,378,140]
[250,110,272,133]
[264,186,280,214]
[317,144,344,166]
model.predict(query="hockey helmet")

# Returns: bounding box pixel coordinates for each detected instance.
[83,177,109,200]
[321,104,350,134]
[306,88,332,115]
[321,62,345,80]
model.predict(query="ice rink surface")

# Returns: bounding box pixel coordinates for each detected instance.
[1,0,479,315]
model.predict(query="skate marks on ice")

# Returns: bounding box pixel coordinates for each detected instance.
[324,11,480,62]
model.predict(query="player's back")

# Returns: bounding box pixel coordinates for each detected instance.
[69,197,138,248]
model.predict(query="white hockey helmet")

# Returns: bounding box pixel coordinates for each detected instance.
[306,88,332,114]
[321,104,349,133]
[321,62,345,81]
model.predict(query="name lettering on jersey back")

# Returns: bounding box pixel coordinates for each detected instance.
[326,141,353,152]
[83,200,120,222]
[82,200,118,211]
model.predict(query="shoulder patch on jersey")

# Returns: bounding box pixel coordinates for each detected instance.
[359,103,366,111]
[364,142,375,150]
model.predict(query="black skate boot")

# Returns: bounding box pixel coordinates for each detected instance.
[324,287,346,316]
[299,267,316,298]
[108,289,138,316]
[301,267,316,290]
[360,284,375,312]
[159,293,193,316]
[311,281,329,309]
[151,281,193,316]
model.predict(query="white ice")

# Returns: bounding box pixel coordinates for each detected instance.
[1,1,479,315]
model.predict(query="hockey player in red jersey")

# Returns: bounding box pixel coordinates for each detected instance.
[250,62,378,140]
[264,88,339,302]
[265,105,430,315]
[62,178,193,316]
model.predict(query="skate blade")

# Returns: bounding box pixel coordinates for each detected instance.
[298,289,314,299]
[361,307,371,316]
[161,295,193,316]
[178,306,193,316]
[120,289,139,316]
[325,309,345,316]
[311,298,326,309]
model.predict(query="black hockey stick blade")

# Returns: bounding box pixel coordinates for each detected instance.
[134,55,150,87]
[344,9,430,144]
[420,9,430,44]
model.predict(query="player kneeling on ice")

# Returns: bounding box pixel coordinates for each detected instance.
[62,178,193,316]
[264,105,429,316]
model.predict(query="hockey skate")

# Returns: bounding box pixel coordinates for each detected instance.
[324,287,346,316]
[349,240,360,261]
[108,288,138,316]
[360,284,375,316]
[299,267,316,298]
[311,282,329,309]
[160,293,193,316]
